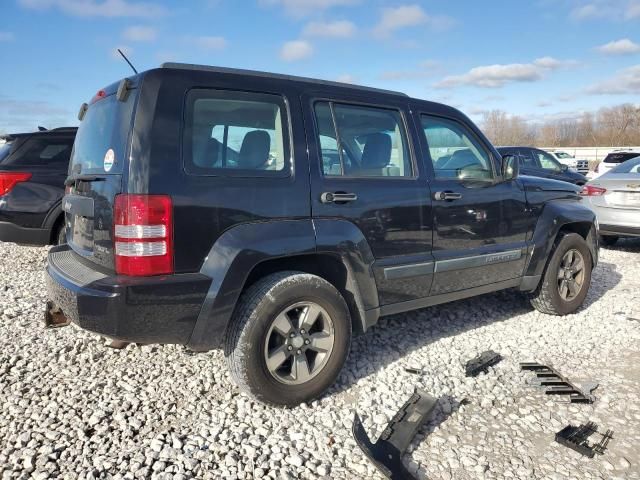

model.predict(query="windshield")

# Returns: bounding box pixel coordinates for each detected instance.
[70,90,137,175]
[611,157,640,174]
[556,152,572,159]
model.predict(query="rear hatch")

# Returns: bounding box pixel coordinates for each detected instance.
[65,81,139,271]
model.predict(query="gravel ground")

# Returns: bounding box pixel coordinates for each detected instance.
[1,239,639,480]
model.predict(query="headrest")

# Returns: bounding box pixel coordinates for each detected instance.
[361,133,392,169]
[238,130,271,169]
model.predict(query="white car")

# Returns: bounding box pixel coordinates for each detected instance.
[591,151,640,179]
[545,150,589,175]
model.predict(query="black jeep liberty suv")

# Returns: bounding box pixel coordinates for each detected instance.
[46,64,598,406]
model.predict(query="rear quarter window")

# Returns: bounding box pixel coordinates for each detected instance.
[182,89,291,177]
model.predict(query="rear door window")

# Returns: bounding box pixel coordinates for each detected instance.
[314,101,412,177]
[1,136,74,167]
[183,89,291,177]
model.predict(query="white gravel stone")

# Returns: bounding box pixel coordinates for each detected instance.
[1,240,640,479]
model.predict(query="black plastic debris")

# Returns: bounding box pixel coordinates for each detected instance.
[353,389,437,480]
[520,362,596,403]
[465,350,503,377]
[404,367,425,375]
[555,422,613,458]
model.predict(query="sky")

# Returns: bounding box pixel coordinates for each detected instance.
[1,0,639,133]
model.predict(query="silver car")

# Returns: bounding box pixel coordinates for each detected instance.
[582,156,640,246]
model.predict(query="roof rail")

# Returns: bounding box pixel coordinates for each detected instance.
[161,62,409,98]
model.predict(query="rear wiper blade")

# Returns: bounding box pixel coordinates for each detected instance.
[64,175,106,186]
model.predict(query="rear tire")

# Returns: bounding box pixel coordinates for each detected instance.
[599,235,618,247]
[529,233,592,316]
[224,271,351,406]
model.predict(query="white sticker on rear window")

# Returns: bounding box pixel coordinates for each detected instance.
[104,148,115,172]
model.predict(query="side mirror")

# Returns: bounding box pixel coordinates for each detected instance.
[501,154,519,180]
[560,164,568,172]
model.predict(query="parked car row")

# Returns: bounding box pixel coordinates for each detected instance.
[496,146,588,186]
[545,149,590,175]
[0,127,76,245]
[0,63,637,406]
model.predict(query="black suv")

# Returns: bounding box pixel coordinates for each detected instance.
[497,146,588,186]
[0,127,77,245]
[46,65,598,406]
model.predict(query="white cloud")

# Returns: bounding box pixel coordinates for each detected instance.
[18,0,168,18]
[570,0,640,21]
[122,25,157,42]
[187,36,227,51]
[0,32,15,42]
[260,0,359,17]
[587,65,640,94]
[374,4,454,38]
[0,98,75,133]
[596,38,640,55]
[435,57,572,89]
[302,20,356,38]
[280,40,313,61]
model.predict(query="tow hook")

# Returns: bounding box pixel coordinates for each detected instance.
[44,300,70,328]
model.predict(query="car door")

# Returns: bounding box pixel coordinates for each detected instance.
[414,109,530,295]
[302,92,435,306]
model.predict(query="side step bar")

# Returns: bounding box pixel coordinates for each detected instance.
[353,389,437,480]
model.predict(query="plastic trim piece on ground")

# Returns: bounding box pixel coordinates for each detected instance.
[465,350,503,377]
[555,422,613,458]
[353,389,437,480]
[520,362,596,403]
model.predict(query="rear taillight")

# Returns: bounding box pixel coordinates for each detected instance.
[580,185,607,196]
[0,172,32,196]
[113,194,173,276]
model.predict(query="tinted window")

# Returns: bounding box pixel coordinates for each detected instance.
[516,149,537,168]
[1,136,73,167]
[184,90,290,177]
[611,157,640,174]
[421,116,493,181]
[71,92,137,174]
[0,142,13,163]
[604,153,638,164]
[314,101,412,177]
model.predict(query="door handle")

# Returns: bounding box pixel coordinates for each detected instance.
[434,191,462,201]
[320,192,358,204]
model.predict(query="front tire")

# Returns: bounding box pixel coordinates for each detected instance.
[529,233,592,315]
[225,271,351,406]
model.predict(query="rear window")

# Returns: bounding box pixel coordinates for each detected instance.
[604,153,638,164]
[0,142,12,163]
[183,89,291,177]
[611,157,640,174]
[70,91,137,175]
[0,136,73,167]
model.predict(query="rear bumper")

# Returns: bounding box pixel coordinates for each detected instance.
[45,245,211,345]
[599,224,640,237]
[0,221,50,246]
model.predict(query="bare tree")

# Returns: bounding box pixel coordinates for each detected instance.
[480,104,640,147]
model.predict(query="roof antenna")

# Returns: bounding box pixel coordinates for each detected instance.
[117,48,138,74]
